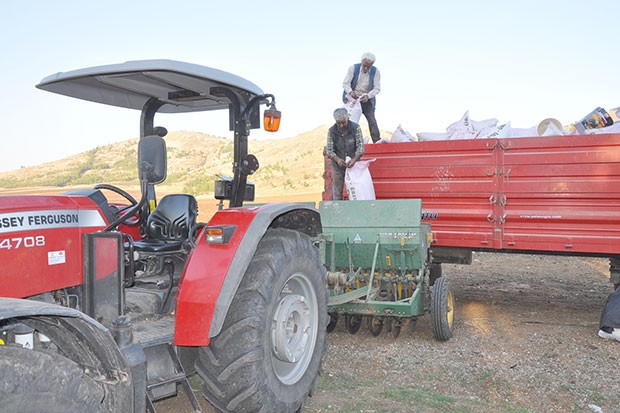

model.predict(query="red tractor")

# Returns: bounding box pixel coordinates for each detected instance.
[0,60,328,412]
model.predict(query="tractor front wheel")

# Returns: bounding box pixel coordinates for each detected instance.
[0,315,133,413]
[0,346,106,412]
[196,228,328,412]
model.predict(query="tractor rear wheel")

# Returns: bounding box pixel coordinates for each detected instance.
[431,276,454,341]
[196,228,328,412]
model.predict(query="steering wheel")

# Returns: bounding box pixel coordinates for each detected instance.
[94,184,141,226]
[94,184,138,205]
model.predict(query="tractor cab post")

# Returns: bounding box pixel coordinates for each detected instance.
[137,87,279,215]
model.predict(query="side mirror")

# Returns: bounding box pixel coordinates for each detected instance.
[138,136,167,184]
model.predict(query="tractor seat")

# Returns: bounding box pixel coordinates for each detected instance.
[133,194,198,253]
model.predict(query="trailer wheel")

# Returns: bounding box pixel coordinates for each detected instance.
[196,228,328,412]
[431,277,454,341]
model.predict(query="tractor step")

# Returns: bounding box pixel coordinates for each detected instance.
[133,315,175,347]
[143,341,201,412]
[132,316,201,412]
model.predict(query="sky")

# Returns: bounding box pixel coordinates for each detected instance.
[2,0,619,172]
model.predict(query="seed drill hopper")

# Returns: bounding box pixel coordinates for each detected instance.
[316,199,454,340]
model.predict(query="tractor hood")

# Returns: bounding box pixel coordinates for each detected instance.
[36,59,264,114]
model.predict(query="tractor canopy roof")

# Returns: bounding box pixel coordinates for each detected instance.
[36,59,264,114]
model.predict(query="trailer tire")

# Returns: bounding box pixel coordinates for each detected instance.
[431,277,454,341]
[0,345,106,412]
[196,228,328,412]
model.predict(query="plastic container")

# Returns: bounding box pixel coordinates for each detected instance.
[574,107,614,133]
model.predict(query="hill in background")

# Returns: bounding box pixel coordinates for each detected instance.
[0,125,391,203]
[0,127,325,194]
[0,125,391,217]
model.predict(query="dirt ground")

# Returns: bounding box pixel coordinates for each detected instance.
[156,252,619,413]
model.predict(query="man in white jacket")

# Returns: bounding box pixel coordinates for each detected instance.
[342,52,382,143]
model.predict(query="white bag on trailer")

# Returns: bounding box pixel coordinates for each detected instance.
[391,124,416,142]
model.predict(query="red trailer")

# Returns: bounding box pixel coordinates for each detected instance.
[324,133,620,287]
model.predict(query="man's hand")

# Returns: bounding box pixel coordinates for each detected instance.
[346,157,359,168]
[360,95,369,103]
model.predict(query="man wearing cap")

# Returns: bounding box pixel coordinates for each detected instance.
[326,107,364,200]
[342,52,382,143]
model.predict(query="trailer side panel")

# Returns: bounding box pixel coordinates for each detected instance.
[359,133,620,255]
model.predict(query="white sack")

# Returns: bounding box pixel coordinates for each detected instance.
[417,131,449,141]
[509,126,538,138]
[342,96,363,124]
[391,124,416,143]
[472,118,499,130]
[539,121,565,136]
[446,111,478,140]
[483,122,511,139]
[345,157,376,200]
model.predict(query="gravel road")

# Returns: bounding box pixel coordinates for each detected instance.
[157,252,619,412]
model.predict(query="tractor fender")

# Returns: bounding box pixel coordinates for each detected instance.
[0,298,135,365]
[174,202,322,346]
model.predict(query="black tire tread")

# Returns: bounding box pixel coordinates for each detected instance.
[431,276,454,341]
[196,228,328,412]
[0,345,104,412]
